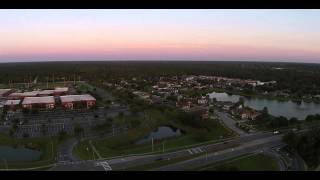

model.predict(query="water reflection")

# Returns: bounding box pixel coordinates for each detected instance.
[0,146,41,162]
[208,92,320,120]
[135,126,182,145]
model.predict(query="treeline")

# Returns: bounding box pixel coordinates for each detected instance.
[2,61,320,95]
[251,107,320,130]
[283,128,320,169]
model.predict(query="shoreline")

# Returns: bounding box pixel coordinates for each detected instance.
[206,88,320,104]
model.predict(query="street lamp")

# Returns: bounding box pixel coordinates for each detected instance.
[151,136,154,152]
[162,141,165,153]
[205,149,208,161]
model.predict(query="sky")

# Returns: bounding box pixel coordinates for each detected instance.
[0,9,320,63]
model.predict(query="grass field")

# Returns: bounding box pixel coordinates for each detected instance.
[124,153,205,171]
[73,107,233,160]
[198,153,279,171]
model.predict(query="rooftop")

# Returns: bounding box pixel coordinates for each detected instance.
[0,89,12,96]
[38,90,55,95]
[54,87,69,92]
[9,91,40,97]
[5,99,21,106]
[22,96,55,105]
[60,94,96,103]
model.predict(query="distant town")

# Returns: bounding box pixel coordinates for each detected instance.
[1,61,320,171]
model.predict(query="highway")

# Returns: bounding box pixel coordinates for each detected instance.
[49,126,315,171]
[152,135,283,171]
[49,131,282,171]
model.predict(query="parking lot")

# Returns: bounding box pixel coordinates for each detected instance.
[2,105,129,138]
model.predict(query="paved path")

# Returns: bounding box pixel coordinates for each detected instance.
[89,140,102,159]
[57,138,80,162]
[263,146,288,171]
[216,111,247,136]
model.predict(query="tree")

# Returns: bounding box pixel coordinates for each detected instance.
[74,125,84,137]
[58,130,67,141]
[209,107,215,114]
[289,117,299,124]
[282,128,320,168]
[22,133,29,138]
[9,129,15,137]
[106,117,113,122]
[129,105,140,115]
[22,108,30,114]
[118,112,124,118]
[130,118,141,128]
[238,97,245,106]
[262,106,269,115]
[41,123,47,136]
[282,131,299,150]
[31,108,39,114]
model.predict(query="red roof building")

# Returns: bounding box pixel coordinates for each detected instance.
[4,99,21,111]
[60,94,96,110]
[22,96,55,110]
[0,89,14,97]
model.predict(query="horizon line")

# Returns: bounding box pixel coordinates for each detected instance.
[0,59,320,65]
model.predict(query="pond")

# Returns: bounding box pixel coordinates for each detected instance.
[135,126,182,145]
[208,92,320,120]
[0,145,41,162]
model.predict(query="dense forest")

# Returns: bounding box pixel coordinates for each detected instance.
[1,61,320,95]
[283,128,320,169]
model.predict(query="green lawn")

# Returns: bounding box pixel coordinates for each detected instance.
[31,82,71,89]
[0,84,8,88]
[124,153,205,171]
[199,153,279,171]
[74,108,233,160]
[72,83,233,160]
[0,134,60,169]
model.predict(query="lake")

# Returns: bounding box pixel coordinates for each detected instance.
[0,146,41,162]
[135,126,182,145]
[208,92,320,120]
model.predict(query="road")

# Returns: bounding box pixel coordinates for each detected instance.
[49,131,280,171]
[152,135,284,171]
[216,111,247,136]
[57,138,80,162]
[263,147,288,171]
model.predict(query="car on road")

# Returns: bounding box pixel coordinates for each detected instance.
[273,130,280,134]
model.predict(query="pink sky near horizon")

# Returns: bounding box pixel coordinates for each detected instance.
[0,10,320,63]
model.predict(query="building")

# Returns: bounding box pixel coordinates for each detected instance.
[0,89,14,97]
[186,105,209,120]
[60,94,96,110]
[132,91,151,101]
[4,100,21,111]
[36,87,69,97]
[38,90,55,96]
[8,91,40,100]
[197,96,209,105]
[239,109,261,120]
[53,87,69,96]
[22,96,55,110]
